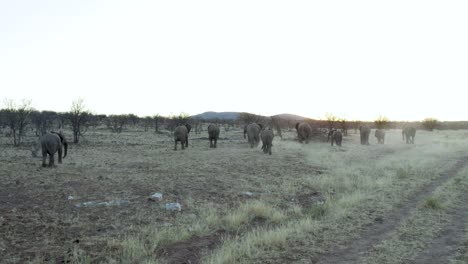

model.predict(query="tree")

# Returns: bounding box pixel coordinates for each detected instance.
[2,99,33,146]
[238,112,264,125]
[338,118,348,136]
[271,116,283,139]
[67,99,90,143]
[374,115,389,129]
[325,113,339,130]
[152,114,165,133]
[422,118,439,131]
[107,114,129,133]
[31,110,57,136]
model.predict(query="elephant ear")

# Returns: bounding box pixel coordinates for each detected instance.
[258,124,263,130]
[185,124,192,133]
[295,123,300,130]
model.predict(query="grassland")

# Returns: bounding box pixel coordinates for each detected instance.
[0,127,467,263]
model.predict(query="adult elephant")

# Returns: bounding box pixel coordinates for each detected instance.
[359,126,371,145]
[402,126,416,144]
[207,124,220,148]
[41,132,68,167]
[328,129,343,146]
[296,122,312,144]
[245,123,262,148]
[174,124,191,150]
[261,128,274,155]
[375,129,385,144]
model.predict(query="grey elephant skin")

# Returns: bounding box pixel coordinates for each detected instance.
[375,129,385,144]
[261,128,274,155]
[296,122,312,144]
[328,129,343,146]
[359,126,371,145]
[174,124,191,150]
[41,132,68,167]
[245,123,262,148]
[208,124,220,148]
[402,126,416,144]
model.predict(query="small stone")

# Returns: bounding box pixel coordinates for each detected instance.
[241,191,253,197]
[149,192,163,202]
[165,203,182,211]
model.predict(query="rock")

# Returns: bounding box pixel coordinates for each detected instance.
[149,192,163,202]
[67,196,74,200]
[241,191,253,197]
[165,203,182,211]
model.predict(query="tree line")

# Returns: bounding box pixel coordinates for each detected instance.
[1,98,465,147]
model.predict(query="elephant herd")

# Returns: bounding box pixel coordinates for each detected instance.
[38,123,417,167]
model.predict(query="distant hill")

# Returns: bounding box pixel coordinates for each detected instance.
[271,113,307,121]
[192,112,309,121]
[192,111,240,120]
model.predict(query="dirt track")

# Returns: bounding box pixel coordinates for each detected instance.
[317,156,468,264]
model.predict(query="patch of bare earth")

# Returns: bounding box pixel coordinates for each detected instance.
[316,156,468,264]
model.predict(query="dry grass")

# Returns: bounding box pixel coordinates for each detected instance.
[1,128,468,263]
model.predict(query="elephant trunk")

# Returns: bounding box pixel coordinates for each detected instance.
[63,142,68,159]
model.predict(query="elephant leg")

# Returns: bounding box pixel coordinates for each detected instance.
[58,148,63,164]
[269,145,272,155]
[42,152,47,167]
[214,139,217,148]
[49,154,55,167]
[185,136,189,148]
[209,138,213,148]
[181,140,185,150]
[174,140,177,150]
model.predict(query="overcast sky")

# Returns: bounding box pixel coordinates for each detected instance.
[1,1,467,121]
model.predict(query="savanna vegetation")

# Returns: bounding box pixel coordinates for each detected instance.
[1,99,467,264]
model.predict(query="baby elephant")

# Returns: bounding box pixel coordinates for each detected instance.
[174,124,191,150]
[41,132,68,167]
[328,129,343,146]
[208,124,220,148]
[261,128,274,155]
[375,129,385,144]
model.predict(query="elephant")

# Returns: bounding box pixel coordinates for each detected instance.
[245,123,262,148]
[296,122,312,143]
[327,129,343,146]
[375,129,385,144]
[260,128,274,155]
[359,126,371,145]
[402,126,416,144]
[41,132,68,167]
[174,124,191,150]
[207,124,220,148]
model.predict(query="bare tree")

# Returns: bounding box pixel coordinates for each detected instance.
[106,114,129,133]
[67,99,90,143]
[31,110,57,136]
[374,115,390,129]
[2,99,33,146]
[271,116,283,139]
[422,118,439,131]
[325,113,339,130]
[338,118,348,136]
[152,114,165,133]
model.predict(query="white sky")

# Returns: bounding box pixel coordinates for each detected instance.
[1,1,467,121]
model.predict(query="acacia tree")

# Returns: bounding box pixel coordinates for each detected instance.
[2,99,33,146]
[422,118,439,131]
[374,115,390,129]
[67,99,90,143]
[152,114,165,133]
[325,113,339,130]
[338,118,348,136]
